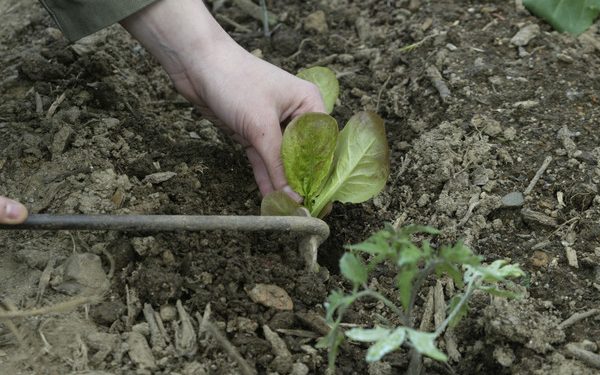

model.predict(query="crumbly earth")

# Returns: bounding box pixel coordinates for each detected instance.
[1,0,599,374]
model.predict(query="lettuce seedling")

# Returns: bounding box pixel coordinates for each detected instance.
[261,67,390,218]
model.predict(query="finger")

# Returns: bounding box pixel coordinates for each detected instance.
[0,197,28,224]
[245,147,274,196]
[289,82,328,119]
[247,117,289,193]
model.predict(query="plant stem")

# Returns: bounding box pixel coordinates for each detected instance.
[434,276,479,337]
[406,261,439,326]
[406,349,423,375]
[259,0,270,37]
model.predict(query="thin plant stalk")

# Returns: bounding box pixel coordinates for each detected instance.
[259,0,270,37]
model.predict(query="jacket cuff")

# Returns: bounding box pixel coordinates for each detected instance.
[39,0,158,42]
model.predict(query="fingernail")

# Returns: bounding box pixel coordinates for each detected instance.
[283,186,303,203]
[6,201,25,220]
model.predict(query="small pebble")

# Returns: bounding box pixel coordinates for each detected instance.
[246,284,293,310]
[143,171,177,184]
[513,100,539,109]
[501,192,524,207]
[530,251,549,268]
[160,305,177,321]
[291,362,310,375]
[579,340,598,352]
[511,24,540,46]
[304,11,328,34]
[503,127,517,141]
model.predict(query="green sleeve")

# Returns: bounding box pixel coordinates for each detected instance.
[39,0,159,42]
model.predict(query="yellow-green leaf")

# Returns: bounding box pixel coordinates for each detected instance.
[297,67,339,114]
[312,111,390,216]
[282,113,338,208]
[260,191,302,216]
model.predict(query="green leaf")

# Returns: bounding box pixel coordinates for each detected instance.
[340,253,368,285]
[523,0,600,35]
[435,263,464,288]
[406,329,448,362]
[281,113,338,206]
[365,327,407,362]
[478,285,520,299]
[396,268,417,311]
[397,244,422,267]
[346,326,391,342]
[346,241,388,255]
[311,111,390,216]
[399,225,440,236]
[475,260,525,283]
[297,67,340,114]
[324,290,351,322]
[439,242,481,266]
[346,234,391,257]
[260,191,302,216]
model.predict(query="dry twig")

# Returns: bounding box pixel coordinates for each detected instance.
[566,343,600,369]
[204,320,257,375]
[46,92,66,119]
[559,309,600,329]
[524,156,552,195]
[0,296,100,319]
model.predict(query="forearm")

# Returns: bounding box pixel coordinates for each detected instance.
[119,0,234,78]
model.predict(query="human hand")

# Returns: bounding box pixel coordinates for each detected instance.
[121,0,326,197]
[0,197,28,224]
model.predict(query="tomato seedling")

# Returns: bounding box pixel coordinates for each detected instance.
[319,224,524,372]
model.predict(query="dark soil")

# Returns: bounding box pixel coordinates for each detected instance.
[1,0,599,374]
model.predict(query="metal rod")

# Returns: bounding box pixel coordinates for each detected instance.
[0,214,329,237]
[1,214,330,271]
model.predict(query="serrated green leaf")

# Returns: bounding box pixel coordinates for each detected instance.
[297,66,340,114]
[476,260,525,282]
[422,240,433,258]
[324,290,350,322]
[365,327,407,362]
[439,242,481,266]
[346,237,390,256]
[397,244,422,267]
[399,225,440,236]
[435,263,464,288]
[260,191,302,216]
[340,253,368,285]
[282,113,338,207]
[397,268,417,311]
[311,111,390,217]
[523,0,600,35]
[346,326,391,342]
[406,329,448,362]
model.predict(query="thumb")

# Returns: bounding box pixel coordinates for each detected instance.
[0,197,28,224]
